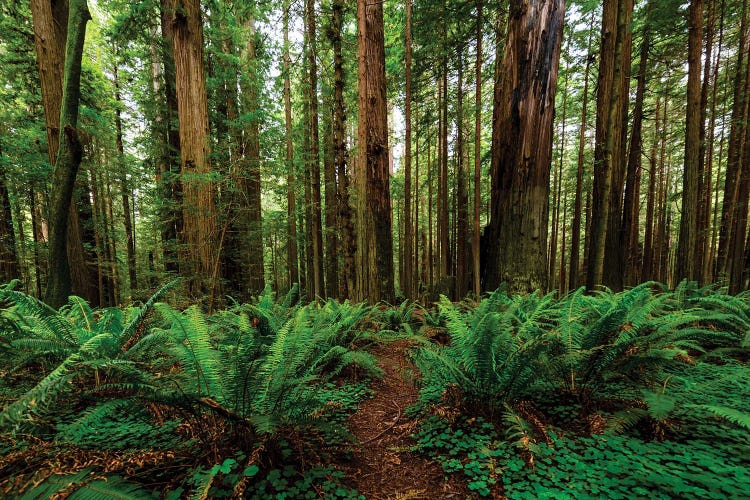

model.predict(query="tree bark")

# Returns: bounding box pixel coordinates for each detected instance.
[283,0,299,290]
[675,0,704,285]
[113,56,137,293]
[44,0,90,308]
[403,0,414,299]
[0,144,19,284]
[484,0,565,293]
[623,5,651,285]
[173,0,218,297]
[587,0,630,291]
[569,11,595,291]
[473,0,483,296]
[332,0,355,299]
[355,0,395,304]
[306,0,324,299]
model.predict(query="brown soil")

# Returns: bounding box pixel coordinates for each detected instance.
[340,338,469,499]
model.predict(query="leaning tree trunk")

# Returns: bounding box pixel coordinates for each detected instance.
[484,0,565,293]
[44,0,90,308]
[0,144,19,284]
[173,0,218,297]
[355,0,395,304]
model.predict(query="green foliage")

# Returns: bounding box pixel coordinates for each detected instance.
[0,284,377,498]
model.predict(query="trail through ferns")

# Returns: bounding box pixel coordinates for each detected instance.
[340,338,468,499]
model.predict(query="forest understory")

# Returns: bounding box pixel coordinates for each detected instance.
[1,281,749,499]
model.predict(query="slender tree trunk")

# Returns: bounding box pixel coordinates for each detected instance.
[236,15,265,298]
[473,0,483,296]
[550,34,570,291]
[706,0,726,282]
[113,57,137,292]
[331,0,355,299]
[623,7,651,285]
[456,49,469,299]
[484,0,565,293]
[283,1,299,290]
[569,12,595,291]
[305,0,324,299]
[158,0,182,275]
[0,144,19,283]
[642,96,661,282]
[676,0,705,284]
[356,0,395,304]
[173,0,218,297]
[403,0,414,299]
[43,0,90,308]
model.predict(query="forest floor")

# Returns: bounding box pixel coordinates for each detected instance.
[340,338,469,499]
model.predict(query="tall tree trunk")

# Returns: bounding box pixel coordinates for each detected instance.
[43,0,90,308]
[456,50,469,299]
[587,0,630,291]
[284,0,299,290]
[623,6,651,285]
[157,0,182,275]
[403,0,414,299]
[717,0,749,280]
[173,0,218,297]
[707,1,726,282]
[569,11,595,291]
[331,0,355,299]
[236,14,265,298]
[473,0,483,296]
[550,34,570,291]
[601,0,634,292]
[642,96,661,281]
[355,0,395,304]
[31,0,97,304]
[0,144,19,283]
[676,0,704,284]
[113,57,137,292]
[484,0,565,293]
[306,0,324,299]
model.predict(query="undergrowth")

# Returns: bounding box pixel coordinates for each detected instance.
[0,281,379,498]
[411,281,750,497]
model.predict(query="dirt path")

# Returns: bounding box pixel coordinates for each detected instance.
[340,339,468,499]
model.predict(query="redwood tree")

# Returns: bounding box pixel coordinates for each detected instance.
[355,0,394,304]
[173,0,218,296]
[483,0,565,293]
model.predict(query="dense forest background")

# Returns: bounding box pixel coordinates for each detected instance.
[1,0,749,306]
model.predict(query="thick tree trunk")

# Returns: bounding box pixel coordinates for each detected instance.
[173,0,218,297]
[484,0,565,293]
[717,0,749,282]
[355,0,395,304]
[44,0,90,308]
[675,0,704,284]
[587,0,630,291]
[283,0,299,290]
